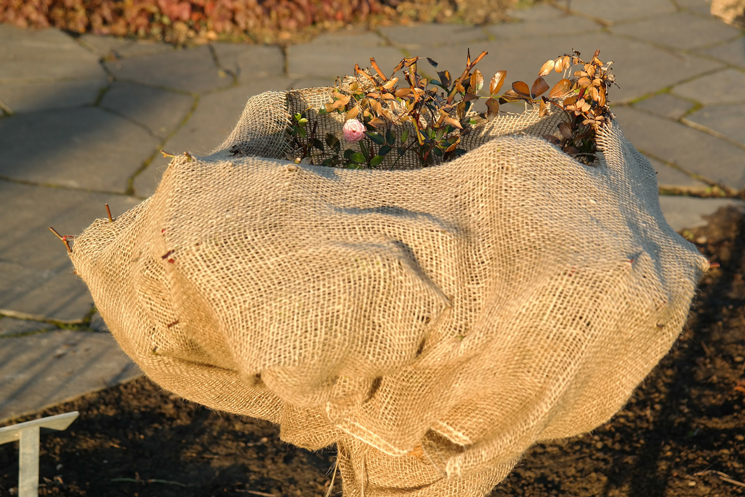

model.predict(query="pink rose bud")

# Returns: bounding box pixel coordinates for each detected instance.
[343,119,366,142]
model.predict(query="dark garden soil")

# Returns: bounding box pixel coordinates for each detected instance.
[1,206,743,497]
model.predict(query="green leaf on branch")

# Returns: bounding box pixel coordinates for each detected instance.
[312,139,324,151]
[349,152,367,164]
[326,133,340,154]
[400,129,409,143]
[366,132,386,145]
[370,155,384,167]
[386,129,396,146]
[379,145,392,156]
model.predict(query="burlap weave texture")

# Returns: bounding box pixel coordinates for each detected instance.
[70,88,708,496]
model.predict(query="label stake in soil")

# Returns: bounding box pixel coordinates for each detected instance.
[0,412,78,497]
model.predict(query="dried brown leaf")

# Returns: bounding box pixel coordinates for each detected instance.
[512,81,531,97]
[539,59,555,77]
[438,70,452,88]
[346,106,360,120]
[443,116,463,129]
[531,77,549,98]
[470,69,484,93]
[549,79,574,99]
[490,71,507,95]
[486,97,499,120]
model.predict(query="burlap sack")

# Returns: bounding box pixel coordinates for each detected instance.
[69,88,708,496]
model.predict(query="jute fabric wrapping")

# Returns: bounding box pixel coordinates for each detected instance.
[70,88,708,496]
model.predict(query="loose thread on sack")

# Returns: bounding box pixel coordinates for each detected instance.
[48,226,72,253]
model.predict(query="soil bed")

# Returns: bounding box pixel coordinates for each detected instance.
[1,207,744,497]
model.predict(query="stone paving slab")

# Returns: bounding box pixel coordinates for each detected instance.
[613,106,745,190]
[633,93,696,121]
[79,34,176,59]
[610,12,740,51]
[0,180,140,322]
[0,330,142,424]
[100,81,195,139]
[0,317,55,337]
[699,38,745,68]
[650,158,709,189]
[288,33,404,78]
[0,78,108,114]
[671,68,745,105]
[508,3,565,21]
[105,45,232,94]
[567,0,677,24]
[212,43,286,82]
[486,12,602,40]
[380,23,488,49]
[658,196,745,232]
[674,0,714,15]
[683,104,745,148]
[0,25,105,83]
[0,107,160,192]
[135,76,295,197]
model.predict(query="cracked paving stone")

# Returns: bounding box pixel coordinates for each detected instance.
[420,32,723,104]
[212,44,285,83]
[649,157,708,189]
[659,196,745,232]
[610,12,740,51]
[0,25,105,83]
[100,81,194,139]
[135,76,295,197]
[671,68,745,106]
[0,181,140,322]
[613,106,745,190]
[0,79,108,114]
[105,45,231,94]
[0,107,160,192]
[0,330,142,423]
[633,93,695,121]
[0,317,56,337]
[567,0,676,24]
[683,104,745,148]
[380,24,488,50]
[698,37,745,69]
[288,34,403,79]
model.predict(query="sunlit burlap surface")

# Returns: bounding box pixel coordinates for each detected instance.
[70,88,708,496]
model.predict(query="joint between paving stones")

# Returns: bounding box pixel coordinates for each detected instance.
[0,175,134,197]
[681,117,745,154]
[126,93,200,197]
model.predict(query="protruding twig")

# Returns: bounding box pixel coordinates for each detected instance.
[160,149,176,158]
[105,203,114,223]
[709,261,720,269]
[48,226,72,253]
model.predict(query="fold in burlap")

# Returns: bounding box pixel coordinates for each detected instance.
[70,88,707,496]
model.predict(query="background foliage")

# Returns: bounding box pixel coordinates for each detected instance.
[0,0,517,44]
